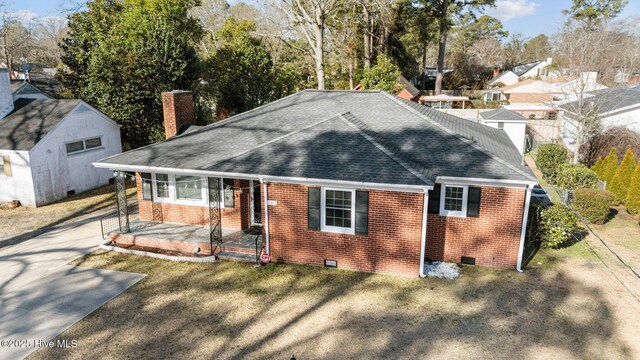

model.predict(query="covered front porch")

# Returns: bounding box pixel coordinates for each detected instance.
[107,220,264,262]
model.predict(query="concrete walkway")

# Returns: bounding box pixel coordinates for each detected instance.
[0,219,145,359]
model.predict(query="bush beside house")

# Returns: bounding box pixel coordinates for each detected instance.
[537,144,568,181]
[537,204,578,248]
[555,164,598,190]
[573,189,615,224]
[608,148,636,203]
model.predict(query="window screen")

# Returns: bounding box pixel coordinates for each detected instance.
[85,137,102,149]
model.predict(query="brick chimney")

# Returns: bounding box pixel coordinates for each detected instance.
[493,66,500,78]
[162,90,195,139]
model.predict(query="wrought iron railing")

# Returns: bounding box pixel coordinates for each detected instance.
[100,203,139,240]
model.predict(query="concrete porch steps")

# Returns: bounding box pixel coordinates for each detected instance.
[217,251,256,263]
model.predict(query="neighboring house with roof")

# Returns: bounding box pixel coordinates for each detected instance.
[11,80,52,101]
[0,69,122,207]
[94,89,538,278]
[479,109,528,155]
[396,76,421,102]
[559,85,640,153]
[488,58,553,87]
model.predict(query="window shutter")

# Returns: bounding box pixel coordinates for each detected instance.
[355,191,369,235]
[308,187,320,230]
[428,184,441,214]
[141,173,153,200]
[2,155,11,177]
[467,187,481,218]
[223,178,235,208]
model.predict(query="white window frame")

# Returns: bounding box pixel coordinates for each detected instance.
[149,173,228,207]
[439,184,468,218]
[321,187,356,235]
[65,136,103,156]
[0,155,5,177]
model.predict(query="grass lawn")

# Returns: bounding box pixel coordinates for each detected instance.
[0,183,136,243]
[30,249,638,360]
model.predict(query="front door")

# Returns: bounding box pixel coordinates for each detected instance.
[251,180,262,225]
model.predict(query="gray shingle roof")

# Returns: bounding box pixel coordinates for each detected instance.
[560,85,640,116]
[481,108,527,121]
[0,99,80,150]
[10,81,52,98]
[98,91,536,186]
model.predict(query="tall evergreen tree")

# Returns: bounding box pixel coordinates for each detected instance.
[608,148,636,203]
[600,147,619,183]
[625,161,640,214]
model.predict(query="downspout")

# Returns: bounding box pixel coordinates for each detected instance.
[260,178,270,255]
[419,190,429,278]
[516,185,533,272]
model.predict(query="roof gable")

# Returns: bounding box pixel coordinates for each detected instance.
[0,99,80,150]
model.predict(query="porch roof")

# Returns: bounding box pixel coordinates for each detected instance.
[96,91,536,187]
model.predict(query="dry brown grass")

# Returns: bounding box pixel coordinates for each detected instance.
[30,247,640,360]
[0,184,135,242]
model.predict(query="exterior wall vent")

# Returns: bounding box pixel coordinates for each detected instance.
[324,259,337,268]
[461,256,476,265]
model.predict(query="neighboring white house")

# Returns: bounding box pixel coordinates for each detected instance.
[11,80,52,101]
[488,58,554,88]
[559,85,640,153]
[434,107,528,155]
[0,69,122,207]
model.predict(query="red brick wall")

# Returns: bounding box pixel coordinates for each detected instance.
[425,186,525,268]
[110,233,212,255]
[263,183,424,278]
[135,173,243,230]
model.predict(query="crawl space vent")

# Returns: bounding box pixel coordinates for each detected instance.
[461,256,476,265]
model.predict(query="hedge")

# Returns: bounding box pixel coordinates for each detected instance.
[608,148,636,203]
[537,144,568,181]
[573,188,615,224]
[554,164,598,190]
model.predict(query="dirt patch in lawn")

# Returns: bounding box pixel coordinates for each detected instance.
[0,184,136,245]
[30,248,640,360]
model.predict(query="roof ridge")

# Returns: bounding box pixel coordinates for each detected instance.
[381,92,534,180]
[339,112,433,186]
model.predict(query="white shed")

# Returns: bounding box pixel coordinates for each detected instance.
[0,71,122,207]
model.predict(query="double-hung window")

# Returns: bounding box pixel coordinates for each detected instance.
[322,188,355,234]
[440,185,468,217]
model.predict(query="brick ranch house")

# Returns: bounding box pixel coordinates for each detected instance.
[94,90,538,278]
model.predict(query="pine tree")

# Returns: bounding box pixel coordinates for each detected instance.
[608,148,636,203]
[625,161,640,214]
[591,157,605,179]
[601,147,619,184]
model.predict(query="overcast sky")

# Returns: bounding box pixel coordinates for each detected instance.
[10,0,640,39]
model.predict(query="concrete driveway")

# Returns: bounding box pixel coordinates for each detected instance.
[0,217,145,360]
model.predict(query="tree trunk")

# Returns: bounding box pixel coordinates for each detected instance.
[314,8,325,90]
[348,59,354,89]
[435,3,449,95]
[363,4,371,69]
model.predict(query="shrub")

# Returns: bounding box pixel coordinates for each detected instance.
[608,148,636,203]
[537,204,578,248]
[537,144,568,181]
[626,164,640,214]
[554,164,598,190]
[590,157,605,177]
[600,147,619,183]
[572,188,615,224]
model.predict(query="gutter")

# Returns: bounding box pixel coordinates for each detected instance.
[419,190,429,278]
[516,185,533,272]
